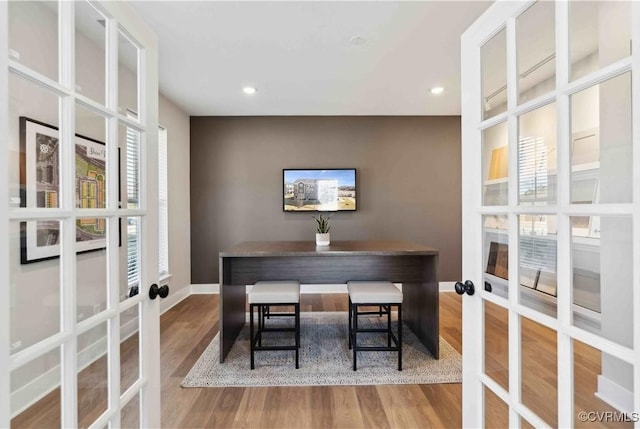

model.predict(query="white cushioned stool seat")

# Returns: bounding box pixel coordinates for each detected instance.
[249,281,300,304]
[347,281,402,304]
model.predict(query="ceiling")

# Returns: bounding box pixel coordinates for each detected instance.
[129,1,493,116]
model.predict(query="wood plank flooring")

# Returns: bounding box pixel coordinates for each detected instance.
[11,293,630,428]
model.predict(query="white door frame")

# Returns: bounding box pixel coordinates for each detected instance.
[0,2,160,427]
[461,1,640,427]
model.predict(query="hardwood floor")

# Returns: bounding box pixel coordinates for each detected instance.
[11,293,630,428]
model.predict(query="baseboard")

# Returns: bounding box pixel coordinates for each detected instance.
[439,281,456,292]
[192,282,456,294]
[160,285,191,314]
[191,283,219,294]
[596,375,634,414]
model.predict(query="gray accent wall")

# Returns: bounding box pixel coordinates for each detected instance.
[190,116,462,283]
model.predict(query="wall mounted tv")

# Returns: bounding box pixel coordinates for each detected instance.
[283,168,357,212]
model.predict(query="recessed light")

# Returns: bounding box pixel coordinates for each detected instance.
[243,86,257,95]
[430,86,444,95]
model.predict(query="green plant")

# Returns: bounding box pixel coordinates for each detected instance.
[312,213,331,234]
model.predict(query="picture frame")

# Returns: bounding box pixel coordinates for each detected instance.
[19,116,115,264]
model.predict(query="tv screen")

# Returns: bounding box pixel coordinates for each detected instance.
[283,168,357,212]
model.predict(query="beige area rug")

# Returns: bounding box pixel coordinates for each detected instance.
[182,311,461,387]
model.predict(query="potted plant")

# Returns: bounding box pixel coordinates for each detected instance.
[313,213,331,246]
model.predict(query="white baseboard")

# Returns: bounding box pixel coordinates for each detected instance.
[192,282,456,294]
[439,281,457,292]
[191,283,219,294]
[160,285,191,314]
[596,375,634,414]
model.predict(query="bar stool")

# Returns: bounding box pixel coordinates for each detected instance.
[248,280,300,369]
[347,281,403,371]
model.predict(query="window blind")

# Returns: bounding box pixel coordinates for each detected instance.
[518,136,548,203]
[158,126,169,276]
[126,118,140,287]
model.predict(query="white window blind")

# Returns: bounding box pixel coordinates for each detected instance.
[158,126,169,276]
[518,136,548,203]
[126,115,141,287]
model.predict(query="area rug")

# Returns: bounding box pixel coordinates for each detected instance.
[182,311,461,387]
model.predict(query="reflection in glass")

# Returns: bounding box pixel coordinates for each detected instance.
[120,124,140,209]
[483,215,509,300]
[569,1,631,81]
[75,1,107,104]
[10,348,61,427]
[518,103,557,206]
[571,216,632,349]
[10,220,61,352]
[517,1,555,104]
[78,322,108,428]
[572,339,634,428]
[521,315,557,426]
[9,73,61,208]
[9,1,59,81]
[482,28,507,119]
[121,392,140,429]
[570,73,631,204]
[484,300,508,392]
[482,122,508,206]
[123,217,142,300]
[121,305,140,394]
[119,29,139,115]
[484,386,508,428]
[519,215,557,318]
[76,218,108,321]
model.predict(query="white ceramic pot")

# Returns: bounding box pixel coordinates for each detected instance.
[315,233,330,246]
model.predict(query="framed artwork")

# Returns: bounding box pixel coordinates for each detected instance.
[20,117,113,264]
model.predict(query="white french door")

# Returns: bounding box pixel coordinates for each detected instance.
[0,1,160,428]
[461,1,639,427]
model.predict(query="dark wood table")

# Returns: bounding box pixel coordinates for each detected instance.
[219,240,440,362]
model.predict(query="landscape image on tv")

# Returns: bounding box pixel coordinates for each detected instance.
[283,169,356,211]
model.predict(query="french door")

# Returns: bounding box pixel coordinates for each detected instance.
[461,1,639,427]
[0,1,160,427]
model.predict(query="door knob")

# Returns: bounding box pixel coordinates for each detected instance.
[149,284,170,299]
[455,280,475,296]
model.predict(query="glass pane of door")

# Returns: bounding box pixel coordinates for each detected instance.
[569,2,631,82]
[518,103,557,206]
[8,1,58,81]
[75,1,107,105]
[482,28,507,120]
[10,348,61,428]
[516,1,556,105]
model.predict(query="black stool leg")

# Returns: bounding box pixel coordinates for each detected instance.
[295,303,300,369]
[387,304,392,347]
[398,304,402,371]
[353,303,358,371]
[250,304,255,370]
[348,297,352,349]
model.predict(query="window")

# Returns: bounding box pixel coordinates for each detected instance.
[158,126,169,277]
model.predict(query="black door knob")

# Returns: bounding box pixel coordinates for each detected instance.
[149,284,170,299]
[455,280,475,296]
